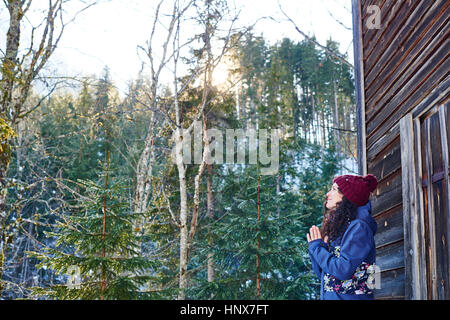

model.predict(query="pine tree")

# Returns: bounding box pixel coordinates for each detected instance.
[28,155,155,300]
[184,136,338,300]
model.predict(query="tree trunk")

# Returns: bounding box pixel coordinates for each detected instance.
[333,80,340,155]
[190,114,209,238]
[0,5,23,287]
[310,86,316,145]
[206,164,215,283]
[100,151,110,300]
[134,111,155,216]
[318,87,326,147]
[176,129,189,300]
[1,2,21,117]
[276,174,281,217]
[256,173,261,298]
[0,0,70,295]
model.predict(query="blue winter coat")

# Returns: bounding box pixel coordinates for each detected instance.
[308,201,377,300]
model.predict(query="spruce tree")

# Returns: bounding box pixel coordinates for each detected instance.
[28,154,155,300]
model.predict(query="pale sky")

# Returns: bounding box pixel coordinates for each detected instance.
[1,0,354,96]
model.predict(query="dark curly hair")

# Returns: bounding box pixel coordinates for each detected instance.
[320,195,358,243]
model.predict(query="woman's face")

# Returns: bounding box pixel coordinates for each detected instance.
[325,183,343,210]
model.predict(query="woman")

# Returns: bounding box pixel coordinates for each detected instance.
[307,174,378,300]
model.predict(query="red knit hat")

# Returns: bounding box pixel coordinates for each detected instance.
[333,174,378,206]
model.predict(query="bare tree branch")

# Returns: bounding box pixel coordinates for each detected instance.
[327,8,352,31]
[277,1,354,69]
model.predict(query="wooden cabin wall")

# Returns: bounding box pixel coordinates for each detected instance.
[357,0,449,300]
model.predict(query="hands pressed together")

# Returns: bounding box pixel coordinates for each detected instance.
[306,225,328,243]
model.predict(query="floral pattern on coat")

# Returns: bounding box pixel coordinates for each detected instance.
[323,245,375,295]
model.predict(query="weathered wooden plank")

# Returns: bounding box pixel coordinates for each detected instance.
[367,76,450,164]
[353,0,368,175]
[400,114,414,300]
[363,0,408,60]
[371,173,403,215]
[374,206,403,248]
[366,2,448,102]
[376,169,402,196]
[400,114,428,299]
[376,240,404,271]
[362,0,391,50]
[432,179,450,299]
[440,103,450,299]
[366,32,448,131]
[368,67,449,150]
[436,104,449,300]
[367,125,399,163]
[412,116,429,300]
[365,1,449,104]
[373,201,401,220]
[447,102,449,166]
[412,74,450,118]
[367,44,449,148]
[422,115,439,299]
[366,29,448,124]
[422,109,450,299]
[430,112,444,175]
[421,117,435,299]
[364,0,434,80]
[438,102,449,173]
[368,138,401,181]
[375,268,405,300]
